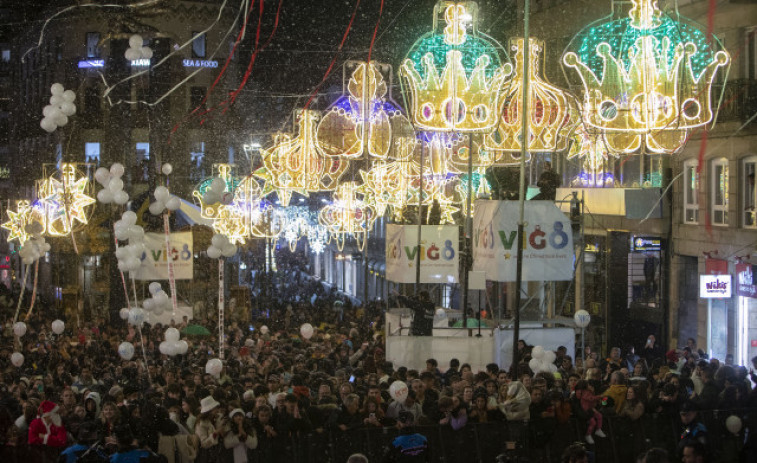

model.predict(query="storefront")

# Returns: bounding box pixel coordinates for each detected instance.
[736,262,757,365]
[700,272,732,362]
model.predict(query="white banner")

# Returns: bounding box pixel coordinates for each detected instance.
[386,225,458,284]
[472,201,574,281]
[133,232,194,280]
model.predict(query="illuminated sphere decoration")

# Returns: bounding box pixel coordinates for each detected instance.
[400,1,513,133]
[562,0,730,154]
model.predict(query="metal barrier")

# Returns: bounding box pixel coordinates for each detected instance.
[1,409,753,463]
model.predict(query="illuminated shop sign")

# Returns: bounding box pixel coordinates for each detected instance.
[78,60,105,68]
[631,236,661,252]
[700,274,732,299]
[130,59,150,67]
[182,59,218,68]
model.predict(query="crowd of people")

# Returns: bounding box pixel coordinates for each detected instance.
[0,269,755,462]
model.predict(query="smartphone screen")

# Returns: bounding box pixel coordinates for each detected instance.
[349,375,355,383]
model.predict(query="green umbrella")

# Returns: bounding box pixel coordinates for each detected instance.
[452,318,492,328]
[181,324,211,336]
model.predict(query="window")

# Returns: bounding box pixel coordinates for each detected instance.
[1,49,9,62]
[711,158,729,226]
[190,86,206,110]
[683,159,699,224]
[136,142,149,161]
[190,141,206,183]
[743,156,757,228]
[745,27,757,80]
[228,146,235,164]
[135,143,149,182]
[86,32,100,58]
[192,31,206,58]
[85,142,100,163]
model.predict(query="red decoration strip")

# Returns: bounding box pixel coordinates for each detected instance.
[367,0,385,64]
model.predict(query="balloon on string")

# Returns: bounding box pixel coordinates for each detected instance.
[149,282,162,295]
[165,196,181,211]
[176,340,189,355]
[531,346,545,360]
[128,308,145,326]
[113,190,129,205]
[165,327,180,343]
[40,118,56,133]
[207,246,222,259]
[221,243,237,257]
[119,308,130,320]
[149,201,165,216]
[10,352,24,367]
[159,341,173,356]
[62,90,76,103]
[543,350,557,364]
[154,186,170,202]
[118,342,135,360]
[97,189,114,204]
[260,325,269,335]
[122,210,137,224]
[726,415,742,434]
[50,83,64,95]
[528,358,540,372]
[205,358,223,377]
[300,323,314,339]
[95,167,110,185]
[389,381,409,402]
[161,163,173,175]
[51,319,65,335]
[13,322,27,337]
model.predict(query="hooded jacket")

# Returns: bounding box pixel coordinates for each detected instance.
[85,391,101,420]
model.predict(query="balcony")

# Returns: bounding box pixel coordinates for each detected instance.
[714,79,757,125]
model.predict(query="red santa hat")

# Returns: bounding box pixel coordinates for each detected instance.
[38,400,59,418]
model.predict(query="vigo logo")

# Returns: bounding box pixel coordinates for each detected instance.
[477,221,569,250]
[403,240,456,261]
[144,244,192,262]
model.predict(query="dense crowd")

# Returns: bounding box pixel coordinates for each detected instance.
[0,266,755,463]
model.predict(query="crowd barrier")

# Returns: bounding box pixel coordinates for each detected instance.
[1,409,753,463]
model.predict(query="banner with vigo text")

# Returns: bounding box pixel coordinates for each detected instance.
[385,225,458,284]
[472,201,574,282]
[134,232,194,280]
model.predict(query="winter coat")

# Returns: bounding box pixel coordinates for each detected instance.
[499,381,531,421]
[28,417,67,447]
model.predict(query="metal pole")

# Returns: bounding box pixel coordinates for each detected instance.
[581,326,585,364]
[462,134,474,329]
[363,231,369,305]
[512,0,530,375]
[415,143,424,294]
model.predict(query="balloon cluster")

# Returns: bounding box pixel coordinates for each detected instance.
[95,163,129,205]
[202,177,233,205]
[143,282,171,316]
[125,34,153,61]
[159,327,189,356]
[127,307,145,326]
[40,83,76,133]
[149,186,181,215]
[19,232,51,265]
[207,233,237,259]
[114,211,145,273]
[205,358,223,377]
[528,346,559,374]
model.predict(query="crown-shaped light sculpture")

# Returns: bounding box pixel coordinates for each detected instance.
[319,182,377,251]
[400,1,512,132]
[255,110,348,207]
[192,164,252,245]
[249,199,285,239]
[567,125,617,187]
[486,38,579,154]
[37,163,95,237]
[317,62,416,161]
[563,0,730,154]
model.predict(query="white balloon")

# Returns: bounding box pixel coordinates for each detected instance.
[529,358,540,372]
[159,341,172,356]
[141,47,153,59]
[60,102,77,117]
[165,327,180,343]
[207,246,222,259]
[11,352,24,367]
[95,167,111,185]
[143,298,154,311]
[129,34,144,49]
[49,95,63,106]
[221,243,237,257]
[54,113,69,127]
[50,83,64,96]
[110,163,125,178]
[202,192,219,205]
[154,186,170,202]
[119,308,130,320]
[389,381,409,402]
[51,319,65,335]
[166,196,181,211]
[210,177,225,192]
[149,201,165,216]
[211,234,228,248]
[43,105,56,117]
[300,323,314,339]
[22,257,33,265]
[544,350,557,364]
[149,282,162,295]
[126,257,141,272]
[13,322,27,337]
[108,177,124,193]
[118,342,135,360]
[205,358,223,377]
[40,117,57,133]
[531,346,545,360]
[155,291,169,306]
[161,163,173,175]
[260,325,269,335]
[114,190,129,205]
[97,189,114,205]
[574,310,591,328]
[726,415,742,434]
[153,305,164,316]
[118,260,129,272]
[176,340,188,355]
[127,225,144,241]
[128,308,145,326]
[62,89,76,103]
[125,48,141,61]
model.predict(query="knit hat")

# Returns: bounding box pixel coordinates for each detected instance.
[228,408,244,419]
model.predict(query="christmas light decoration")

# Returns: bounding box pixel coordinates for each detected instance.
[563,0,730,154]
[37,163,95,236]
[2,201,40,245]
[316,61,416,161]
[400,2,512,133]
[319,182,377,251]
[455,168,491,215]
[566,125,617,187]
[306,223,329,254]
[486,38,578,154]
[192,164,251,245]
[255,110,348,207]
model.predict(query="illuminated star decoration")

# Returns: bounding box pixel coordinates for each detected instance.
[254,110,348,207]
[2,201,37,244]
[563,0,730,154]
[319,182,377,251]
[37,163,95,237]
[400,2,512,133]
[316,61,416,161]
